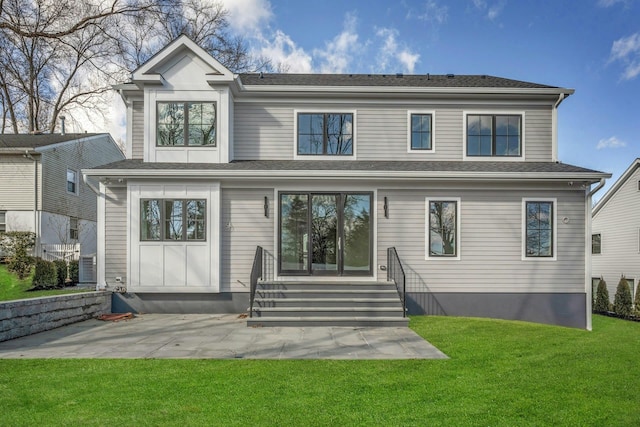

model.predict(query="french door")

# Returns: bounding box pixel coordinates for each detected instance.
[279,192,373,276]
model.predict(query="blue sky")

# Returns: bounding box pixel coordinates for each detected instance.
[215,0,640,199]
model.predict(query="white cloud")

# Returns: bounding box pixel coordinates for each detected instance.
[375,27,420,73]
[597,0,631,7]
[596,136,627,150]
[256,30,313,73]
[416,0,448,24]
[472,0,506,21]
[219,0,272,35]
[313,13,361,73]
[608,32,640,80]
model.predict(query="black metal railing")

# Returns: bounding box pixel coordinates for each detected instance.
[387,247,406,317]
[249,246,263,318]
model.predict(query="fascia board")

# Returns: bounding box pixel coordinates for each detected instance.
[33,134,110,153]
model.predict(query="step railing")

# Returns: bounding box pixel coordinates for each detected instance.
[249,246,263,318]
[387,247,406,317]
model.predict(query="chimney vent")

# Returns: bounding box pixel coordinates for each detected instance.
[60,116,66,135]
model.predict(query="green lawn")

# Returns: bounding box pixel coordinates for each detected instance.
[0,315,637,426]
[0,263,87,301]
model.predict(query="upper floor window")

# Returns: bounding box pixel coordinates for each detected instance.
[66,169,78,194]
[592,233,601,254]
[141,199,206,241]
[427,198,460,259]
[297,113,353,156]
[0,211,6,232]
[467,114,521,157]
[525,200,554,258]
[409,113,433,151]
[157,102,216,147]
[69,217,79,240]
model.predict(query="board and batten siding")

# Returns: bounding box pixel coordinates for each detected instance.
[377,187,586,293]
[221,188,274,292]
[233,102,553,162]
[592,167,640,301]
[41,136,124,222]
[0,155,41,210]
[104,186,127,287]
[131,101,144,160]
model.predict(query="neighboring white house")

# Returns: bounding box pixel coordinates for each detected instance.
[592,158,640,304]
[0,133,125,282]
[84,35,610,328]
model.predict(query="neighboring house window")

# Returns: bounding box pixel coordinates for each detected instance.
[409,113,433,151]
[69,217,79,240]
[297,113,353,155]
[525,201,554,257]
[0,211,5,232]
[467,114,521,157]
[157,102,216,146]
[67,169,78,194]
[140,199,206,241]
[427,199,460,258]
[592,233,601,254]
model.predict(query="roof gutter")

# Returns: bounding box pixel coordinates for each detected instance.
[587,178,607,198]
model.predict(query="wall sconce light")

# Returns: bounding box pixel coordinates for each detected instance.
[384,197,389,218]
[264,196,269,218]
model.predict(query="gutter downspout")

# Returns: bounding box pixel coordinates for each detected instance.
[23,151,39,256]
[585,178,607,331]
[552,93,565,162]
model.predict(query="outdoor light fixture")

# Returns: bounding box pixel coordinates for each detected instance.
[264,196,269,217]
[384,197,389,218]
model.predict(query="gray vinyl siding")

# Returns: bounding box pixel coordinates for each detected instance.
[104,186,127,287]
[377,187,586,293]
[131,101,144,160]
[592,167,640,301]
[41,136,124,222]
[0,155,41,210]
[233,103,553,162]
[221,188,275,292]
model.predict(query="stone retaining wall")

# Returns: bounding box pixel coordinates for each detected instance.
[0,291,111,342]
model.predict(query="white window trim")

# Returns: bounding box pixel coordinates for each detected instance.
[407,110,436,153]
[69,216,79,240]
[521,198,557,261]
[293,108,357,160]
[425,197,461,261]
[462,110,526,162]
[592,232,602,255]
[66,168,78,195]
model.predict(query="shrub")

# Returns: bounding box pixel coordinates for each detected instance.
[613,276,633,318]
[594,279,610,313]
[0,231,35,279]
[635,283,640,316]
[69,260,79,286]
[53,260,68,288]
[31,258,57,290]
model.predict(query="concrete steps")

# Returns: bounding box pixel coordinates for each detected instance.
[247,281,407,327]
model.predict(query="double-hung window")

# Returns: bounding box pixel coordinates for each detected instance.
[157,102,216,146]
[467,114,521,157]
[69,217,79,240]
[427,199,460,259]
[592,233,601,254]
[525,200,554,258]
[297,113,353,155]
[141,199,206,241]
[66,169,78,194]
[409,113,433,151]
[0,211,6,232]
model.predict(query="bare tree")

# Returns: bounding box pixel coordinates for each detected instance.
[0,0,267,134]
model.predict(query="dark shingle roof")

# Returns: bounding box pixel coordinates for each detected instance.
[0,133,103,149]
[91,159,605,176]
[239,73,559,89]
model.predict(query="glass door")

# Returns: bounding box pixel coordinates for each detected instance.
[279,192,372,276]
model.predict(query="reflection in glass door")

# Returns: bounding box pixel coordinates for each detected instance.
[279,192,372,276]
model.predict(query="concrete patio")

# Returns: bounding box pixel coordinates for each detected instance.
[0,313,447,360]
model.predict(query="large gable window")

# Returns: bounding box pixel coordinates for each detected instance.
[467,114,521,157]
[297,113,353,155]
[157,102,216,146]
[141,199,206,241]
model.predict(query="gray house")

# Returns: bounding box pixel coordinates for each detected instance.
[592,158,640,304]
[85,35,609,328]
[0,133,125,281]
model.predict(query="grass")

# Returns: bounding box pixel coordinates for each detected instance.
[0,263,87,302]
[0,315,638,426]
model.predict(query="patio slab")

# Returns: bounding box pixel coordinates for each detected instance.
[0,313,448,360]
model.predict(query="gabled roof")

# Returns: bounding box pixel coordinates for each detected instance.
[593,158,640,217]
[0,133,105,150]
[85,159,608,182]
[131,34,234,85]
